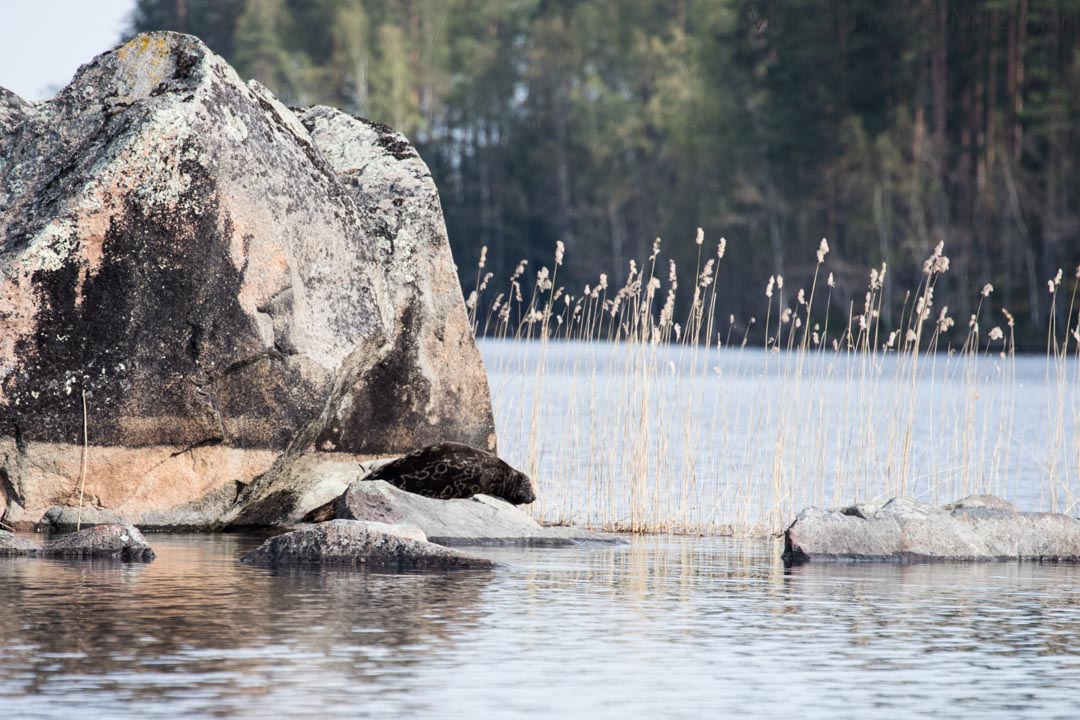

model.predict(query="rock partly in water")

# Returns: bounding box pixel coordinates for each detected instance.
[783,495,1080,564]
[0,529,40,556]
[42,523,156,562]
[227,452,385,527]
[333,479,623,547]
[36,480,244,531]
[240,519,493,570]
[0,32,493,529]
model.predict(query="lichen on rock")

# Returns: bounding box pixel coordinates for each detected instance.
[0,32,495,529]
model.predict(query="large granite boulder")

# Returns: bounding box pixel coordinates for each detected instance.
[42,522,155,562]
[783,495,1080,564]
[0,88,32,135]
[0,32,494,529]
[330,479,623,547]
[240,519,494,570]
[298,107,495,455]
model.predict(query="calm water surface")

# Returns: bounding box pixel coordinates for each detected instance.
[3,533,1080,719]
[481,340,1080,528]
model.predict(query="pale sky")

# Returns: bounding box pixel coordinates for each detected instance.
[0,0,136,101]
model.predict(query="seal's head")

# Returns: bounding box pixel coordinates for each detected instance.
[503,468,536,505]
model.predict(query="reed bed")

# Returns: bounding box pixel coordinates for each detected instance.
[469,236,1080,536]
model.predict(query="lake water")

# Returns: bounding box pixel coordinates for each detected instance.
[481,340,1080,532]
[4,533,1080,719]
[3,343,1078,718]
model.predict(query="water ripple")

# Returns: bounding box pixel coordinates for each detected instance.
[2,534,1080,718]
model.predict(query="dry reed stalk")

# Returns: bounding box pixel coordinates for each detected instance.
[76,388,88,532]
[475,235,1076,536]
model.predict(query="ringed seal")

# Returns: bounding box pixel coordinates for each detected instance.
[366,442,536,505]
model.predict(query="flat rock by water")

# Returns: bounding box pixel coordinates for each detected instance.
[240,519,494,570]
[333,479,624,547]
[42,523,156,562]
[0,529,40,556]
[784,495,1080,564]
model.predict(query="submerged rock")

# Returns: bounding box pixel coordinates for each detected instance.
[42,523,155,562]
[240,519,493,570]
[331,479,623,547]
[783,495,1080,564]
[0,529,40,556]
[0,32,493,529]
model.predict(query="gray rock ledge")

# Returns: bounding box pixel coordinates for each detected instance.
[784,495,1080,565]
[331,479,624,547]
[241,519,495,570]
[0,530,41,556]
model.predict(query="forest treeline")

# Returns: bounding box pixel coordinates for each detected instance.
[129,0,1080,348]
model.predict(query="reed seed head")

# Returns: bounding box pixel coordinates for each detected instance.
[937,306,954,332]
[699,259,715,288]
[816,237,829,264]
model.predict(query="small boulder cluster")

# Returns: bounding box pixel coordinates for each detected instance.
[240,443,618,570]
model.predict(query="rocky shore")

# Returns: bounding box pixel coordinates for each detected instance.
[0,32,494,532]
[784,495,1080,565]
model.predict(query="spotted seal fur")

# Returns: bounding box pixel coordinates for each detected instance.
[366,442,536,505]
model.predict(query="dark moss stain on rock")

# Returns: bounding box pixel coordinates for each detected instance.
[228,488,299,528]
[316,307,437,455]
[0,148,320,449]
[375,134,418,161]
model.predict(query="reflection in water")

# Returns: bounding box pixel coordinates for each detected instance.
[2,534,1080,718]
